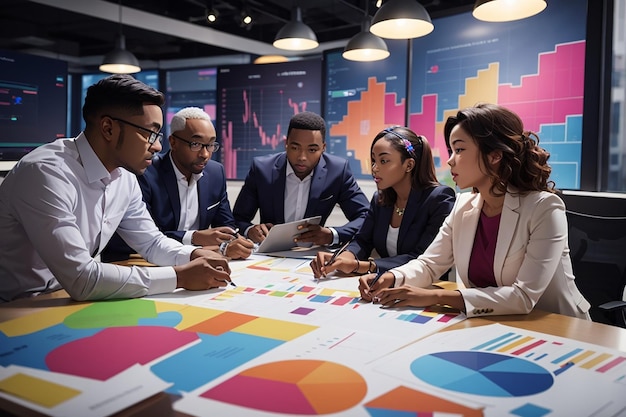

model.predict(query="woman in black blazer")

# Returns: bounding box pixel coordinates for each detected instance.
[310,126,455,278]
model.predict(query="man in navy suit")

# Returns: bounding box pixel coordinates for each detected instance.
[233,111,369,246]
[103,107,253,261]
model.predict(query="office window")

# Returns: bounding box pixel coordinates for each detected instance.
[609,0,626,191]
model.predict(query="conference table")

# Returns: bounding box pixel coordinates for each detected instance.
[1,255,625,417]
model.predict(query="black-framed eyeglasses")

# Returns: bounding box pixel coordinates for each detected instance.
[106,115,163,145]
[172,134,220,152]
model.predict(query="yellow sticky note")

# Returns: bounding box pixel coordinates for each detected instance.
[0,373,81,408]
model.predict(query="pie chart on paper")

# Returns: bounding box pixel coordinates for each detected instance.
[410,351,554,397]
[200,359,367,414]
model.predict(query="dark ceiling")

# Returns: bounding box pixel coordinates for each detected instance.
[0,0,475,70]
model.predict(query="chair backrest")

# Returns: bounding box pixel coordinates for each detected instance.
[566,210,626,327]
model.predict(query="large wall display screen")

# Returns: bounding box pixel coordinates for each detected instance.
[324,40,409,180]
[408,0,587,189]
[0,49,67,161]
[165,67,217,138]
[217,60,322,179]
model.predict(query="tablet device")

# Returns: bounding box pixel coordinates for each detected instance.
[255,216,322,254]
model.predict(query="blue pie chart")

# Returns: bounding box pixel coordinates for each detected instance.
[410,351,553,397]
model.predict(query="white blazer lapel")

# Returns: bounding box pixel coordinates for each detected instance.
[455,194,481,283]
[494,192,520,283]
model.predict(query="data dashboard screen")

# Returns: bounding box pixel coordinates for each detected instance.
[0,49,67,161]
[324,40,409,180]
[217,59,322,179]
[408,0,587,189]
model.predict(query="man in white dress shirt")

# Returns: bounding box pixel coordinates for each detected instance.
[0,74,232,302]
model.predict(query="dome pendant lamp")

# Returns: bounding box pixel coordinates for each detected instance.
[343,1,389,63]
[273,5,318,51]
[472,0,547,22]
[370,0,434,40]
[100,0,141,74]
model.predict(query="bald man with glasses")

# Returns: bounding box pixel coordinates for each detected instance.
[0,75,234,303]
[103,107,254,263]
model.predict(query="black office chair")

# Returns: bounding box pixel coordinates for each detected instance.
[566,210,626,327]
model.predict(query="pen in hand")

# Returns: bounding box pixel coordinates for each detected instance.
[323,238,353,267]
[367,268,384,295]
[216,265,237,287]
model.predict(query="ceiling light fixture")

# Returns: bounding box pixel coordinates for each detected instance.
[472,0,547,22]
[370,0,434,40]
[273,5,318,51]
[99,0,141,74]
[342,2,389,62]
[207,8,218,23]
[254,55,289,64]
[241,10,253,26]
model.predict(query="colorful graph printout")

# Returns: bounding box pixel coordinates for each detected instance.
[364,385,484,417]
[201,359,367,414]
[0,299,317,402]
[377,323,626,416]
[174,263,465,337]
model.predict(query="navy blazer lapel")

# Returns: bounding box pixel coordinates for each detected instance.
[397,189,420,249]
[162,155,182,227]
[374,204,394,257]
[305,155,328,217]
[197,172,210,228]
[273,154,288,222]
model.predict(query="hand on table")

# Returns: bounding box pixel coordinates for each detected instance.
[174,255,233,290]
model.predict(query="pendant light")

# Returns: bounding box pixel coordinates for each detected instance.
[254,55,289,64]
[473,0,547,22]
[343,2,389,62]
[99,0,141,74]
[273,4,318,51]
[370,0,434,40]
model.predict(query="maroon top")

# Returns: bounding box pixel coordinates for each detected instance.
[468,211,501,287]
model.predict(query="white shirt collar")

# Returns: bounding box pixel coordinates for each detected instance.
[169,152,203,184]
[75,132,120,184]
[286,161,313,181]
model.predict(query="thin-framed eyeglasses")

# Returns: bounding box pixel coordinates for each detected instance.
[105,115,163,145]
[172,134,220,152]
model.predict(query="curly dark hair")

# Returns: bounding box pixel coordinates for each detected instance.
[287,111,326,141]
[82,74,164,127]
[444,103,555,196]
[371,126,440,206]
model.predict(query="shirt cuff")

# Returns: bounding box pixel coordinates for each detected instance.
[176,245,197,265]
[329,227,339,245]
[146,267,178,295]
[389,269,406,287]
[183,230,195,245]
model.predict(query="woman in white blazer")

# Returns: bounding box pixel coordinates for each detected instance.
[358,103,591,320]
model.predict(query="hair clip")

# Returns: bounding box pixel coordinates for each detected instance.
[384,126,420,160]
